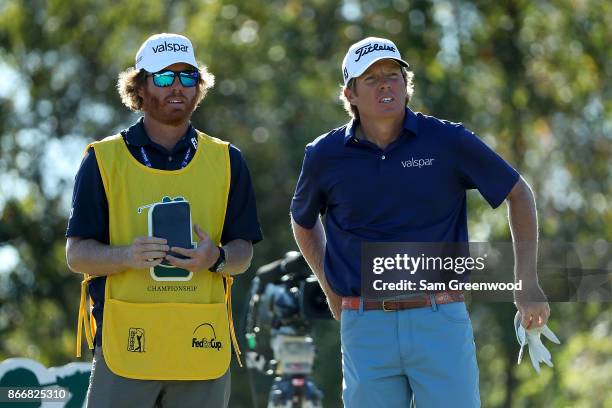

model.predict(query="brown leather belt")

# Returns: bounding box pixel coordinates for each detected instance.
[342,291,464,311]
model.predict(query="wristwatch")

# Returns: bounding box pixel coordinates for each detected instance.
[209,246,226,273]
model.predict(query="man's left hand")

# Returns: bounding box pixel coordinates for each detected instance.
[165,224,220,272]
[515,301,550,329]
[515,283,550,329]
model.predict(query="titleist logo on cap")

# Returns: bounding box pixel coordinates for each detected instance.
[353,43,396,62]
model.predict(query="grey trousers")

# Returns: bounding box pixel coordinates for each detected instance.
[85,348,231,408]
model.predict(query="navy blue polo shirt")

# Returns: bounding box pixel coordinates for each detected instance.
[290,108,519,296]
[67,117,263,346]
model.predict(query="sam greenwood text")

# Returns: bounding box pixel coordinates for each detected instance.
[372,279,523,292]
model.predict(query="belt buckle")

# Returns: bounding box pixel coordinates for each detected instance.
[382,299,396,312]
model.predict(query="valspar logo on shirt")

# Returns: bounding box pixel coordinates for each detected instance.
[152,41,190,54]
[401,157,435,168]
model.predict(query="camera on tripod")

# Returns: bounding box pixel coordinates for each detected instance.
[244,251,331,407]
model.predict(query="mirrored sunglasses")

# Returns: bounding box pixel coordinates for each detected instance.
[149,70,199,88]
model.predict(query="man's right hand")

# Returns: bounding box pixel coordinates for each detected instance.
[327,292,343,321]
[124,236,169,269]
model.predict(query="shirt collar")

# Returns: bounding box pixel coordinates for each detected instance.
[123,117,196,150]
[343,107,418,145]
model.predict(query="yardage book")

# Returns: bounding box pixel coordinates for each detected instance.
[147,196,194,281]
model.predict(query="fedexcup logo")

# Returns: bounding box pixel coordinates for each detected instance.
[192,323,223,351]
[354,42,396,62]
[152,41,190,54]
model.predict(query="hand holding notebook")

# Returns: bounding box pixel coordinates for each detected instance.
[165,224,221,273]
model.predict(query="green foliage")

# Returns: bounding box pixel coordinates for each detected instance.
[0,1,609,407]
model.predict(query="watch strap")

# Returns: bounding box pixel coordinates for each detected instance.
[209,246,226,272]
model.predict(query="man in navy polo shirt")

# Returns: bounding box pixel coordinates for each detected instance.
[66,33,262,407]
[290,37,550,407]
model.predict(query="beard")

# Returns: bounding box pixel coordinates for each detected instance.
[141,88,199,126]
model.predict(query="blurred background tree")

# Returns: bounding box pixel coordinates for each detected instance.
[0,0,610,407]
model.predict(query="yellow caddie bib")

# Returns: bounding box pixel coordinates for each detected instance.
[80,131,235,380]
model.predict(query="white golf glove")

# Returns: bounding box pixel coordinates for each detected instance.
[514,311,561,374]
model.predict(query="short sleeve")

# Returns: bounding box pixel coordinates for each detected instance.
[66,147,110,243]
[290,145,327,228]
[220,145,263,245]
[455,127,520,208]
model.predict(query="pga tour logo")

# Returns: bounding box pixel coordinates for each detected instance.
[127,328,145,352]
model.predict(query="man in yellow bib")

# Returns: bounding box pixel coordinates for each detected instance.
[65,33,262,408]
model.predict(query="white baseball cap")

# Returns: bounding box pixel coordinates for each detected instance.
[342,37,409,85]
[135,33,198,73]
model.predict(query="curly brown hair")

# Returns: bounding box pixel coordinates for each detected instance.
[117,65,215,111]
[339,67,414,120]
